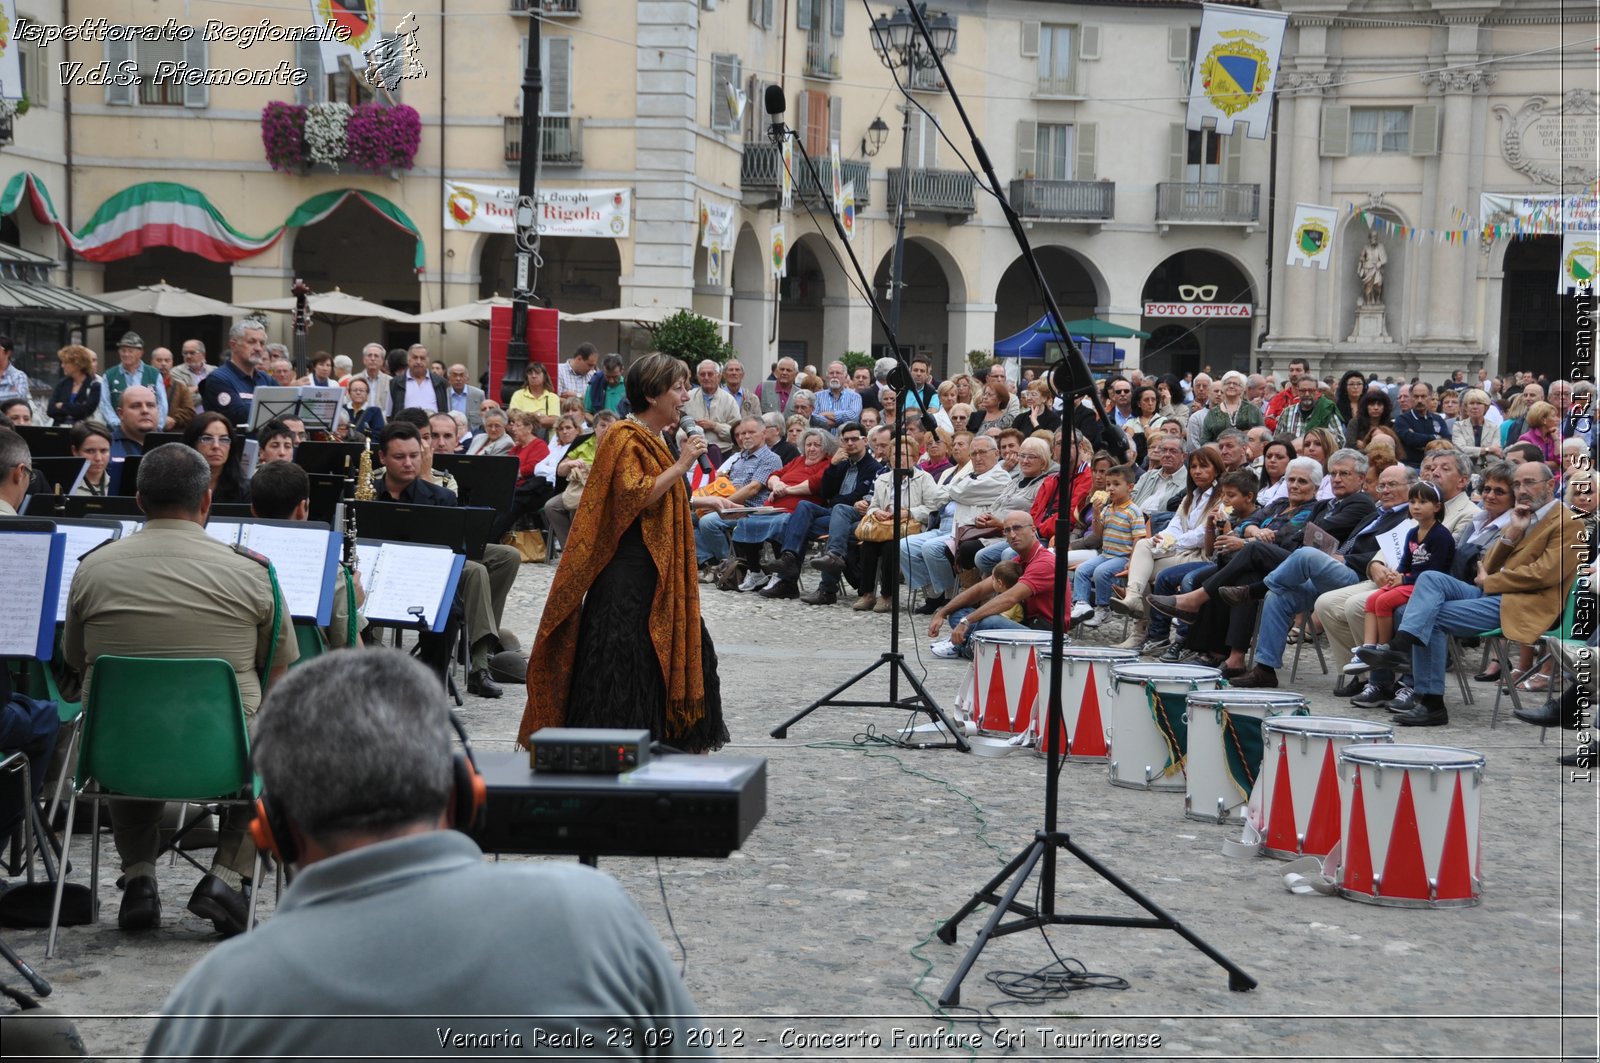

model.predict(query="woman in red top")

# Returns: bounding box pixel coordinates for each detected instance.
[498,410,553,539]
[725,428,835,589]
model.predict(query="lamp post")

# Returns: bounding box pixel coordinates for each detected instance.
[869,4,956,347]
[502,14,543,403]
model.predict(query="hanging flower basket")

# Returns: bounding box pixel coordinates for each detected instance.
[261,101,421,175]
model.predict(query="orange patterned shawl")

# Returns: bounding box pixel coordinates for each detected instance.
[518,418,703,746]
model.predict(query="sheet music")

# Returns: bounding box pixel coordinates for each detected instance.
[119,520,142,539]
[56,525,121,624]
[0,532,54,655]
[204,521,242,546]
[362,541,455,627]
[237,524,336,620]
[1376,520,1417,571]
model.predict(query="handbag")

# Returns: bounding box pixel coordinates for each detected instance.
[855,512,923,543]
[559,462,591,509]
[503,529,547,563]
[953,522,1001,548]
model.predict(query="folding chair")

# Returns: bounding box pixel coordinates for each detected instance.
[47,656,264,957]
[1484,581,1586,734]
[1288,611,1329,682]
[291,620,329,668]
[26,657,82,826]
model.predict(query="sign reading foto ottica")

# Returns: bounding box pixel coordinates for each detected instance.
[1143,302,1254,318]
[443,180,631,238]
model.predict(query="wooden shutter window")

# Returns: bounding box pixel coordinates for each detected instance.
[1320,104,1350,157]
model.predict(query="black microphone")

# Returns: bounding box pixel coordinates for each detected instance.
[764,83,787,139]
[678,413,716,477]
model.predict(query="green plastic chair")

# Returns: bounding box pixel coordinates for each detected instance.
[47,656,263,957]
[1463,577,1586,731]
[28,655,84,824]
[292,621,329,668]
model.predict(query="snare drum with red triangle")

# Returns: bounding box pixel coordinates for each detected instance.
[1034,646,1139,762]
[1336,744,1485,908]
[966,630,1055,737]
[1256,716,1393,860]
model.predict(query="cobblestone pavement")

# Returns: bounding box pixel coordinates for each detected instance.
[11,558,1597,1060]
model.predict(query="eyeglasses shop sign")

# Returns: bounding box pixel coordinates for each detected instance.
[443,180,631,238]
[1143,302,1254,319]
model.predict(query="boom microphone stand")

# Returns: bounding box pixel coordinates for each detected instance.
[871,2,1256,1001]
[763,86,968,752]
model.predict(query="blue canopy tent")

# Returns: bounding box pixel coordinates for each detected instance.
[992,314,1125,367]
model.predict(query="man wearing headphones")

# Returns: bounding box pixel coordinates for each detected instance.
[145,651,709,1059]
[63,444,298,937]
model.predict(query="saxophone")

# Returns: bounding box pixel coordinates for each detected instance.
[345,444,377,573]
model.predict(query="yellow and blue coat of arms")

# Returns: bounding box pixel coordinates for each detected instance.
[1201,30,1272,116]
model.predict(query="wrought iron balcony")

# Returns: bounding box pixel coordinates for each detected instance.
[886,168,977,218]
[1009,179,1114,221]
[740,142,871,208]
[1155,182,1260,224]
[510,0,579,14]
[504,116,583,166]
[803,36,840,79]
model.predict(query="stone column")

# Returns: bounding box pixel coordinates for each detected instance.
[1277,68,1336,346]
[1421,64,1492,344]
[821,295,873,358]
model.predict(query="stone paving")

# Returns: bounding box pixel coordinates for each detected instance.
[8,557,1597,1060]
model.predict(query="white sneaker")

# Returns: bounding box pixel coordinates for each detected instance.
[1343,655,1372,675]
[930,640,962,659]
[1069,601,1094,621]
[736,570,765,593]
[1083,607,1107,629]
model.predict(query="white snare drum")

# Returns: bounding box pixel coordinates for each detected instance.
[960,630,1056,738]
[1256,716,1394,860]
[1034,646,1139,762]
[1105,663,1222,791]
[1337,744,1486,908]
[1183,691,1308,824]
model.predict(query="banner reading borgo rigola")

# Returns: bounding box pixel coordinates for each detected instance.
[443,179,632,239]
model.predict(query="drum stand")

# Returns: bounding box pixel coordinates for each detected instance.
[932,440,1257,1004]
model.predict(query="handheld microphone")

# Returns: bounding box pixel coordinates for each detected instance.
[764,83,787,140]
[678,413,716,476]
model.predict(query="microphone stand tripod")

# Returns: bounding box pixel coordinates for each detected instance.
[765,121,968,753]
[876,2,1255,1001]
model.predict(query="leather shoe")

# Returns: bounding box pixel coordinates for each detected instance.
[799,587,837,605]
[760,579,798,599]
[1473,666,1502,683]
[1394,704,1448,727]
[775,551,801,583]
[1218,585,1252,607]
[118,875,161,931]
[810,553,846,575]
[188,874,250,937]
[915,595,947,615]
[1355,642,1411,672]
[1513,701,1563,728]
[1332,676,1364,698]
[1559,741,1595,767]
[467,669,504,698]
[1149,595,1200,624]
[1229,664,1279,688]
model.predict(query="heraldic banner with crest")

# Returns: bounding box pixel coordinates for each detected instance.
[1560,232,1596,294]
[1288,203,1341,270]
[310,0,380,71]
[1186,3,1288,140]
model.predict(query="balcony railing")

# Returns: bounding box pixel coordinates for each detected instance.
[740,143,871,207]
[510,0,579,14]
[1155,182,1260,224]
[1034,70,1083,96]
[886,168,977,217]
[504,116,583,166]
[1009,179,1114,221]
[803,35,839,78]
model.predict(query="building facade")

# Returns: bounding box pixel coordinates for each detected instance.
[0,0,1586,384]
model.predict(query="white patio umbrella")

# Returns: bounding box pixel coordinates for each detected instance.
[562,305,740,328]
[98,281,249,318]
[241,287,417,350]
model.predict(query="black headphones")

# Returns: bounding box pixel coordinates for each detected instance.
[250,711,487,866]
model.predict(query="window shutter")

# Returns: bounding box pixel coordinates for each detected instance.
[1320,104,1350,157]
[828,94,842,149]
[1222,131,1242,182]
[1075,121,1097,180]
[1078,25,1100,60]
[748,0,761,26]
[745,73,762,139]
[793,89,809,153]
[1015,119,1037,178]
[1410,104,1441,156]
[1020,21,1040,58]
[830,0,844,38]
[797,0,812,30]
[295,40,322,104]
[1168,123,1187,180]
[805,89,828,155]
[24,45,46,105]
[106,35,133,105]
[1168,26,1191,62]
[763,0,774,28]
[182,35,207,107]
[711,53,733,129]
[542,37,571,115]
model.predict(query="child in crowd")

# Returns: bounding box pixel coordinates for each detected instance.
[1068,464,1145,629]
[989,559,1027,624]
[1347,480,1455,674]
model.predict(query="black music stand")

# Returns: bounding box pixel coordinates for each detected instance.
[294,441,366,477]
[45,495,144,519]
[307,473,346,525]
[141,432,185,451]
[14,426,72,458]
[350,501,494,561]
[433,454,518,513]
[30,458,88,496]
[110,456,140,496]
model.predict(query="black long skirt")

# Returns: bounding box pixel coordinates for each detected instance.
[564,521,728,752]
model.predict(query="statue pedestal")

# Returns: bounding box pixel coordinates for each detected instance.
[1348,304,1392,344]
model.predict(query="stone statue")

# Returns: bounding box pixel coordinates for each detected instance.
[1357,230,1388,306]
